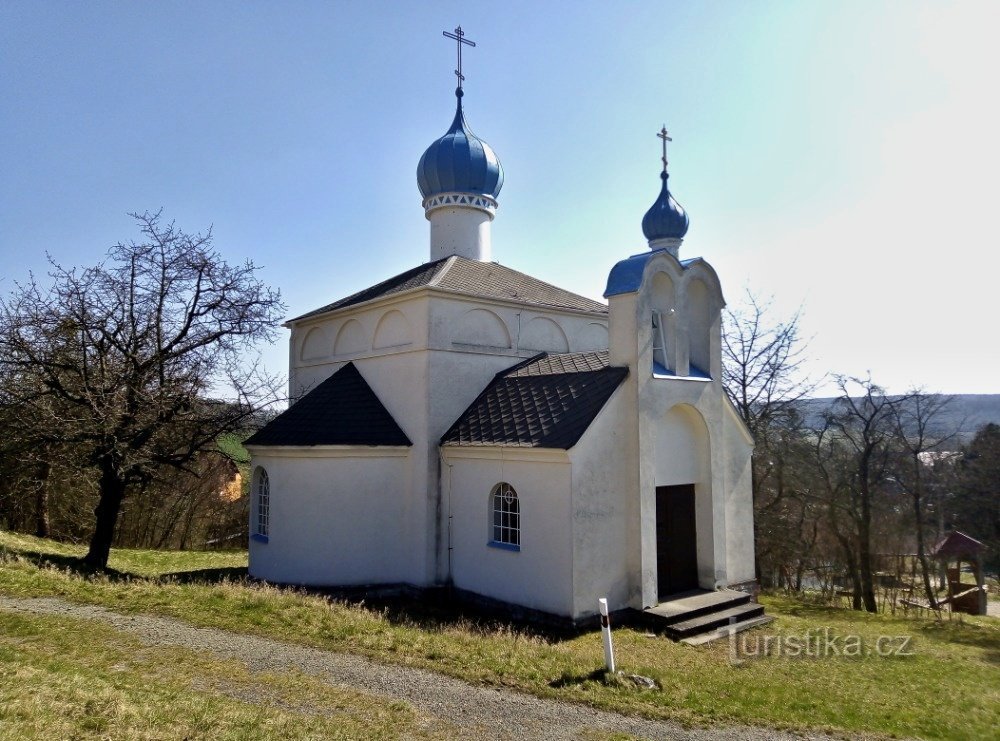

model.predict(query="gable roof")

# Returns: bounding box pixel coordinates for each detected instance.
[245,363,411,447]
[441,351,627,450]
[291,256,607,321]
[931,531,985,559]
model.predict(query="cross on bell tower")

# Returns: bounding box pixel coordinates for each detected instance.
[443,26,476,90]
[657,126,672,174]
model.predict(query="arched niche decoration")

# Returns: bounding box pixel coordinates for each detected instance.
[576,322,609,352]
[649,271,677,372]
[686,279,713,376]
[650,271,677,313]
[451,308,511,348]
[333,318,368,356]
[519,316,569,352]
[655,403,711,487]
[373,309,414,350]
[299,326,332,362]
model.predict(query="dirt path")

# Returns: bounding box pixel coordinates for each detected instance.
[1,596,836,740]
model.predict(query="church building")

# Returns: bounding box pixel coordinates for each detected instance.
[245,31,756,624]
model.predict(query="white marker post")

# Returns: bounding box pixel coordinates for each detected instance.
[598,597,616,673]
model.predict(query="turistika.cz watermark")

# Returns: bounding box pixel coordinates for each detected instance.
[729,627,915,663]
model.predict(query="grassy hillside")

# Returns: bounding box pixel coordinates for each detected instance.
[1,531,997,739]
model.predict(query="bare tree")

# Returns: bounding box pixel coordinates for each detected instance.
[891,392,957,609]
[822,376,915,612]
[0,212,284,568]
[722,291,816,582]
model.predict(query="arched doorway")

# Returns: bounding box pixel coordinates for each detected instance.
[654,404,712,598]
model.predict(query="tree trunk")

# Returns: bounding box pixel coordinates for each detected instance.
[83,460,127,569]
[857,525,878,612]
[836,533,863,610]
[34,460,51,538]
[857,474,879,613]
[913,484,938,609]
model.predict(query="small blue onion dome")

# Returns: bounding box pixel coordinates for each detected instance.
[642,172,689,242]
[417,89,503,200]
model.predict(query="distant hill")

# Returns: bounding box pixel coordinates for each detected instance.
[795,394,1000,445]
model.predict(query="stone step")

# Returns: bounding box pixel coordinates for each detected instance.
[641,589,751,627]
[664,602,765,639]
[680,615,775,646]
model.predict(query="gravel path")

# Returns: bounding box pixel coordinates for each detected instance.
[1,596,836,740]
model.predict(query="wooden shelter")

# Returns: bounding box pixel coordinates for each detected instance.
[931,531,988,616]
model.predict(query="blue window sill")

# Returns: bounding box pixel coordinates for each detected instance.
[251,533,269,544]
[487,540,520,552]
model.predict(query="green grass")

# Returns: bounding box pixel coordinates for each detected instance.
[0,608,444,739]
[216,432,252,466]
[1,531,998,739]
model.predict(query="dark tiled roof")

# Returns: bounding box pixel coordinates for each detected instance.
[291,256,607,321]
[434,258,607,314]
[292,260,448,321]
[931,531,985,558]
[441,351,627,450]
[245,363,411,447]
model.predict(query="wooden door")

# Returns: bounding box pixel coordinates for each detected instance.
[655,484,699,599]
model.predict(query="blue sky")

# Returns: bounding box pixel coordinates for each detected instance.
[2,1,997,396]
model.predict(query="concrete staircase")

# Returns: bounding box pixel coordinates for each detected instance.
[636,589,772,644]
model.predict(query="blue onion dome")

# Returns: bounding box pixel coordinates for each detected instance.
[642,172,689,242]
[417,89,503,200]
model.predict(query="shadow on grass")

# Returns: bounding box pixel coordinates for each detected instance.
[548,668,609,688]
[764,592,1000,664]
[1,545,248,587]
[158,567,249,585]
[308,587,595,644]
[915,619,1000,663]
[1,547,134,582]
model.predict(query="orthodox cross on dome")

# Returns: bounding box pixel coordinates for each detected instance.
[443,25,476,89]
[657,125,672,174]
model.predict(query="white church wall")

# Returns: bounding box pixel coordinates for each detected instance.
[288,294,432,400]
[247,447,410,586]
[722,400,756,586]
[519,316,569,352]
[300,325,333,361]
[288,290,610,404]
[607,292,646,608]
[574,322,610,352]
[567,386,631,618]
[442,447,575,617]
[355,351,436,587]
[684,278,713,376]
[428,294,607,357]
[333,318,368,356]
[372,309,415,350]
[451,307,512,348]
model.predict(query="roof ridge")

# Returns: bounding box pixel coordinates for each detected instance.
[427,255,458,287]
[498,352,548,378]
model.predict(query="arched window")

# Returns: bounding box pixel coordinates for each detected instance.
[255,468,270,540]
[491,482,519,549]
